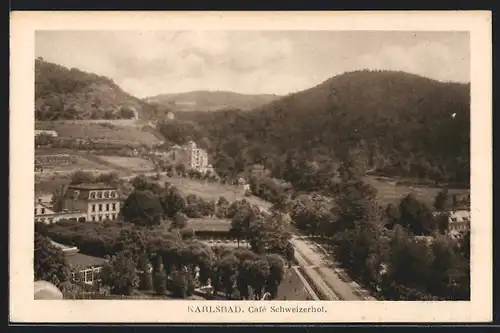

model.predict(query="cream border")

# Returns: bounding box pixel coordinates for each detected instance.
[10,11,492,323]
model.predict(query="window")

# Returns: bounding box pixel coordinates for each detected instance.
[92,204,96,212]
[111,214,116,220]
[48,218,53,223]
[106,203,110,211]
[98,215,102,221]
[41,208,45,214]
[112,203,116,211]
[110,191,116,198]
[104,191,109,198]
[90,192,96,199]
[97,191,102,199]
[34,208,37,215]
[91,216,96,221]
[84,270,93,283]
[98,204,102,212]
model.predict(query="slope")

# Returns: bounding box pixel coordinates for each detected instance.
[35,58,165,121]
[144,90,281,112]
[191,70,470,185]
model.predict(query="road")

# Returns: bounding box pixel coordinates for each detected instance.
[289,235,376,300]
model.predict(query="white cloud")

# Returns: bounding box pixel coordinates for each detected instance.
[35,31,470,98]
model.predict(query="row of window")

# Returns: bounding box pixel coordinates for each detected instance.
[35,208,46,215]
[91,203,117,213]
[90,213,117,222]
[90,191,117,200]
[72,267,102,284]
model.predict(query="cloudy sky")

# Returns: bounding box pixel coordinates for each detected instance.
[35,31,469,98]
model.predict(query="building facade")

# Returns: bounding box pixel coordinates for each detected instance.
[447,210,470,233]
[51,240,107,285]
[63,183,121,222]
[185,141,209,172]
[35,202,87,224]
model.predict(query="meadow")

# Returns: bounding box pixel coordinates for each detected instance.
[35,121,163,147]
[363,175,470,206]
[95,155,156,172]
[164,176,272,210]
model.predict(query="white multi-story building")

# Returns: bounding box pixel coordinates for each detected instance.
[185,141,209,172]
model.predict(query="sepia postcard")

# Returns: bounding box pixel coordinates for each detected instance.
[10,10,492,323]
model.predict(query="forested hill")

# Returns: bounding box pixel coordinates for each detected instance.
[35,58,166,121]
[144,91,281,112]
[182,70,470,186]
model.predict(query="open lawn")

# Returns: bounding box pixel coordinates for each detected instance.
[36,121,163,147]
[363,175,470,207]
[96,155,155,172]
[163,176,272,209]
[275,267,314,301]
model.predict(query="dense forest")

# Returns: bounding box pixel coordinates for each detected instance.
[35,58,168,121]
[160,70,470,187]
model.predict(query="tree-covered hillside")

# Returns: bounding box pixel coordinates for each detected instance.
[145,90,280,112]
[35,58,167,121]
[166,70,470,187]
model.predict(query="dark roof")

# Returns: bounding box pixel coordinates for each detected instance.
[65,253,107,269]
[67,183,116,190]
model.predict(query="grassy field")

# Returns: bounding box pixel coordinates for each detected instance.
[95,155,155,172]
[164,176,272,209]
[275,267,314,300]
[363,175,470,206]
[35,121,163,147]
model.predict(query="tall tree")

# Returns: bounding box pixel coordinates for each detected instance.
[34,232,71,287]
[101,251,139,295]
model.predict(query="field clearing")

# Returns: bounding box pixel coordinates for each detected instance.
[96,155,155,172]
[363,175,470,206]
[163,176,272,209]
[35,121,163,147]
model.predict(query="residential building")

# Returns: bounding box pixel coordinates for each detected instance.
[168,141,209,173]
[433,209,470,235]
[51,240,107,285]
[63,183,121,222]
[185,141,209,173]
[448,210,470,233]
[34,201,86,224]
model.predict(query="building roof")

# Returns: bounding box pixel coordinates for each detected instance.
[65,252,108,270]
[67,183,116,190]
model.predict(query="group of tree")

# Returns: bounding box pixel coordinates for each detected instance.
[288,160,470,300]
[35,58,164,121]
[210,248,286,300]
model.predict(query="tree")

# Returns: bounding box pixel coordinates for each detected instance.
[243,259,270,300]
[70,170,95,185]
[172,212,188,229]
[50,185,66,212]
[101,251,139,295]
[121,190,164,226]
[397,194,436,235]
[230,205,258,247]
[34,232,71,287]
[138,253,153,291]
[264,254,285,299]
[153,261,167,295]
[216,254,239,299]
[434,189,449,211]
[162,186,187,218]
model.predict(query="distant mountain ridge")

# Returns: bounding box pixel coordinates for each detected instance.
[144,90,281,112]
[35,58,166,121]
